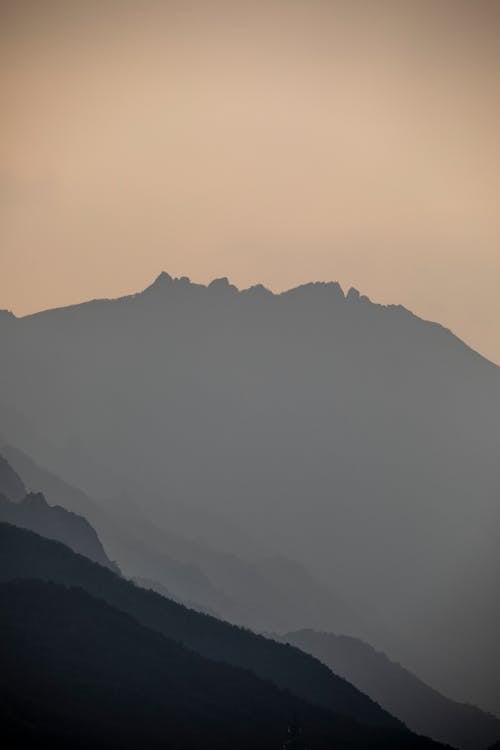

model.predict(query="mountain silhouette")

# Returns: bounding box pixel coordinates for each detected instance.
[1,273,499,713]
[0,476,117,572]
[2,441,374,636]
[0,442,252,618]
[278,629,500,750]
[8,438,494,747]
[0,521,420,734]
[0,578,446,750]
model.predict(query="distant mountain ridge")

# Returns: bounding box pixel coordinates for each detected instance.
[1,271,494,369]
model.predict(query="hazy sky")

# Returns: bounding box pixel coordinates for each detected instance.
[1,1,499,362]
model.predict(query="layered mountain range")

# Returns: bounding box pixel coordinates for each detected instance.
[277,629,500,750]
[0,448,498,748]
[1,272,499,726]
[1,522,439,750]
[0,454,116,570]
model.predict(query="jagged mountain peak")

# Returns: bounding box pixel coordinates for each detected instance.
[241,283,273,298]
[140,271,356,305]
[208,276,238,293]
[142,270,174,293]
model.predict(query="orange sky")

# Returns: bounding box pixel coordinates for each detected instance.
[1,1,499,362]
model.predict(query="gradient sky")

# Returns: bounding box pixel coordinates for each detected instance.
[1,1,499,362]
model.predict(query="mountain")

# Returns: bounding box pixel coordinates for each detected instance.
[0,443,252,617]
[278,629,500,750]
[2,442,373,637]
[0,453,26,501]
[0,484,117,572]
[1,273,499,713]
[1,442,100,518]
[0,579,446,750]
[0,521,422,735]
[1,443,232,608]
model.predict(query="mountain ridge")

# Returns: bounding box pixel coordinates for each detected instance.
[0,578,446,750]
[0,521,411,733]
[2,270,495,369]
[0,452,117,570]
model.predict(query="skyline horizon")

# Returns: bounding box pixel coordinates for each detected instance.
[2,2,499,368]
[3,266,498,367]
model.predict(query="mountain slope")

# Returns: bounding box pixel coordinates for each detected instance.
[1,579,444,750]
[0,484,117,571]
[279,629,500,750]
[0,453,26,501]
[0,521,413,734]
[0,443,244,617]
[1,273,499,712]
[2,442,373,636]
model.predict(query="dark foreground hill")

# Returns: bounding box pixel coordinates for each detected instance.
[1,579,445,750]
[0,521,443,750]
[279,629,500,750]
